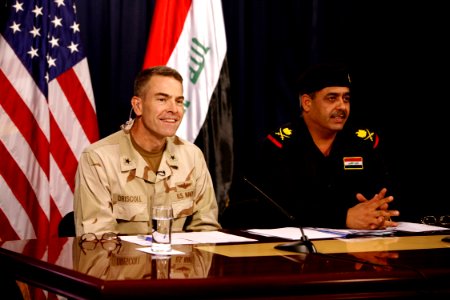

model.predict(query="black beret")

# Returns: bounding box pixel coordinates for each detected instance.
[297,63,351,94]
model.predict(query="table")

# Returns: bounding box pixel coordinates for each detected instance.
[1,231,450,299]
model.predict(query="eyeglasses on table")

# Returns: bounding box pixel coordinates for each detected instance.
[79,232,122,253]
[420,215,450,227]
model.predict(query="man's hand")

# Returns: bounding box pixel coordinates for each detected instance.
[346,188,399,229]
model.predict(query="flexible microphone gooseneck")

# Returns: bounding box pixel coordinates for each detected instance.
[242,176,317,253]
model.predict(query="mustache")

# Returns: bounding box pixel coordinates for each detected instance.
[331,110,347,118]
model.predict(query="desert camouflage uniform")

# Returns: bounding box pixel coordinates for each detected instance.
[74,124,221,236]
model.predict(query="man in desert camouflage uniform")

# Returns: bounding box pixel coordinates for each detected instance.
[74,66,221,236]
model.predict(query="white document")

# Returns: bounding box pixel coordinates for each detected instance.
[392,221,449,232]
[246,222,449,240]
[246,227,345,240]
[173,231,257,244]
[136,247,185,255]
[121,231,258,246]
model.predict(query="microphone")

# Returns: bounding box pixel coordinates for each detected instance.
[242,176,316,254]
[125,107,133,125]
[120,107,134,130]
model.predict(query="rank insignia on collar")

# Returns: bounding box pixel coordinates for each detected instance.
[343,157,363,170]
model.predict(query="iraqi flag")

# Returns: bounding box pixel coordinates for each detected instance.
[143,0,233,213]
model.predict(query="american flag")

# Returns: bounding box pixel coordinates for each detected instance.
[0,0,98,241]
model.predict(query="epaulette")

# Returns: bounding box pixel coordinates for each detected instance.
[266,126,293,149]
[354,128,379,149]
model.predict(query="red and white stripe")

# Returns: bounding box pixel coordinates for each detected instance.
[0,35,98,241]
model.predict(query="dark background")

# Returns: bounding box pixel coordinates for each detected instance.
[5,0,448,223]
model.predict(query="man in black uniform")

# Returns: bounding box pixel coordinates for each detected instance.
[248,63,400,229]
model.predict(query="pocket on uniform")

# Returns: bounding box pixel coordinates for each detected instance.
[113,194,149,221]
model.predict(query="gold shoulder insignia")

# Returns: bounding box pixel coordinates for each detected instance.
[267,126,293,149]
[355,129,379,149]
[275,127,293,141]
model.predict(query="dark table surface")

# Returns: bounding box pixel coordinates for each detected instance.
[1,230,450,299]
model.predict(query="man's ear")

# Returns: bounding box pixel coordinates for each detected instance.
[131,96,142,116]
[300,94,311,112]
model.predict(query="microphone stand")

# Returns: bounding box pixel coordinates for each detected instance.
[243,177,316,253]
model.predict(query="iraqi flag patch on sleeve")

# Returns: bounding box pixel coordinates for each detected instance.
[343,157,363,170]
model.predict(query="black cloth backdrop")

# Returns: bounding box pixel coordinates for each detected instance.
[73,1,448,224]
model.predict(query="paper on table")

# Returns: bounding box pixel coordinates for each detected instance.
[120,235,152,246]
[246,227,345,240]
[136,247,185,255]
[173,231,258,244]
[246,222,450,240]
[313,222,449,236]
[310,227,395,238]
[393,221,449,232]
[121,231,257,246]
